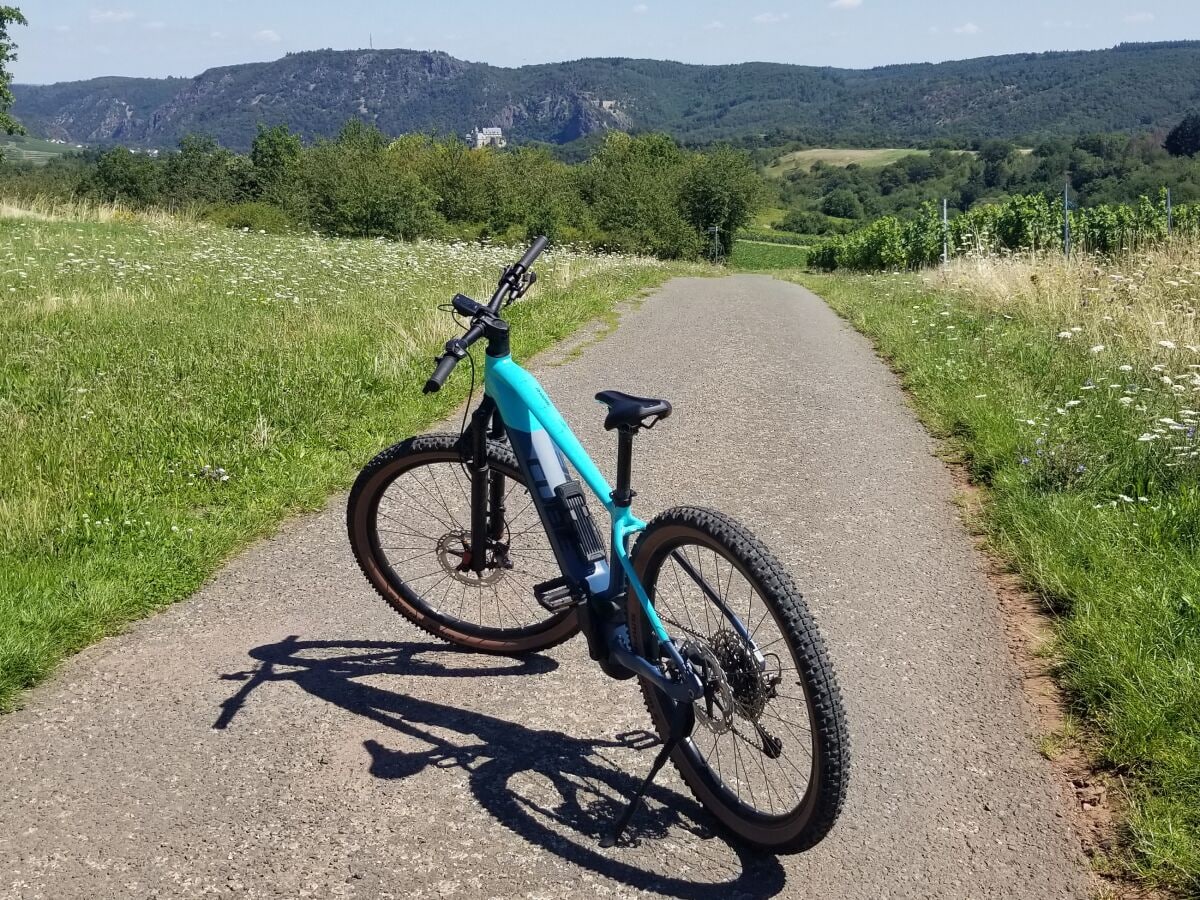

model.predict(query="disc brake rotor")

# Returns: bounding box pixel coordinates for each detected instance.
[684,641,735,735]
[436,531,504,586]
[708,629,778,721]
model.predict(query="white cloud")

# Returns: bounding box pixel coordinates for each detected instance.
[1124,11,1155,23]
[254,28,282,43]
[752,12,790,24]
[632,3,649,12]
[704,19,725,30]
[830,0,863,8]
[89,9,135,24]
[952,22,981,34]
[142,20,167,31]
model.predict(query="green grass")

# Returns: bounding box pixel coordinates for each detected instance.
[794,270,1200,895]
[0,213,681,711]
[1,135,75,164]
[752,206,787,228]
[764,148,930,177]
[729,240,809,270]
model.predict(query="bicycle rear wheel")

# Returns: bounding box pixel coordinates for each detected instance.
[348,433,579,654]
[628,506,849,852]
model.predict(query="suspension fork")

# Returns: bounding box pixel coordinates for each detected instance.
[468,396,498,575]
[487,404,507,545]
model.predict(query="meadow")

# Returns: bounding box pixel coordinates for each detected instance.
[0,205,680,711]
[796,248,1200,893]
[0,134,71,165]
[763,147,932,177]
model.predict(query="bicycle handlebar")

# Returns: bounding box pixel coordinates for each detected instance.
[423,353,460,394]
[487,235,549,312]
[423,237,548,392]
[516,235,549,272]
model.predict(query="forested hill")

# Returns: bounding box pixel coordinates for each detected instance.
[13,41,1200,150]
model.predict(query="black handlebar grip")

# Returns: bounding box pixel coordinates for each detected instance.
[423,353,459,394]
[516,235,549,271]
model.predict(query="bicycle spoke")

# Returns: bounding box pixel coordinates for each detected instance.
[638,533,823,823]
[373,454,562,634]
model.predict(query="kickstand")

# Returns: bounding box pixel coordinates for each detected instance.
[602,699,695,848]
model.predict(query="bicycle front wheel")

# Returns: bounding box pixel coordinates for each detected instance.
[628,506,849,853]
[347,433,579,654]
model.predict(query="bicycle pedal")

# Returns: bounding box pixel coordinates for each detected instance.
[533,576,584,612]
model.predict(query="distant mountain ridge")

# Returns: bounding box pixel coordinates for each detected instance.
[12,42,1200,150]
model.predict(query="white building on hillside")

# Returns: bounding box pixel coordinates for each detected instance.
[468,127,507,149]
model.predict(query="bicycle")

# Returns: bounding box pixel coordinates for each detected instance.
[347,237,849,851]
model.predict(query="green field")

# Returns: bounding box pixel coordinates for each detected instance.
[1,135,77,165]
[728,239,809,270]
[751,206,788,228]
[764,148,931,177]
[0,208,680,711]
[796,253,1200,894]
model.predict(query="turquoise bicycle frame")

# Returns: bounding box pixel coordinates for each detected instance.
[483,352,673,647]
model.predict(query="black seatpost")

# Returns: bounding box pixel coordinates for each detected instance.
[612,428,636,507]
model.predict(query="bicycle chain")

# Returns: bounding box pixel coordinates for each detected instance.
[658,614,787,756]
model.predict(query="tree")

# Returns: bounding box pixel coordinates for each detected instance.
[161,134,246,206]
[979,139,1016,189]
[250,123,302,205]
[581,132,702,259]
[821,188,863,219]
[301,126,440,240]
[1164,113,1200,157]
[90,147,160,206]
[420,138,497,223]
[678,145,764,257]
[0,6,27,135]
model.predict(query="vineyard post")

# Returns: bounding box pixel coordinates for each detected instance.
[1063,180,1072,259]
[941,198,949,266]
[706,224,723,263]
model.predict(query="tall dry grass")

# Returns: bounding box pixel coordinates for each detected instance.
[0,194,192,226]
[927,245,1200,358]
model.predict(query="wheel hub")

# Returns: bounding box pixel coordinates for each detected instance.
[685,641,735,735]
[708,629,776,721]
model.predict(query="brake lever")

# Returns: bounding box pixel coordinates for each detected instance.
[507,270,537,304]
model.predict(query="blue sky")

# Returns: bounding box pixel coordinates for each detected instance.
[12,0,1195,84]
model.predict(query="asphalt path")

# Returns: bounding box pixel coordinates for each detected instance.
[0,276,1091,899]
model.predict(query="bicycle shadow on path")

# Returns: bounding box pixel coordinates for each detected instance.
[216,636,787,899]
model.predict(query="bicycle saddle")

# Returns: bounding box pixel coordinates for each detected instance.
[594,390,672,432]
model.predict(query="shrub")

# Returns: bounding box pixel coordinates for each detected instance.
[204,201,298,234]
[821,188,864,219]
[812,192,1200,271]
